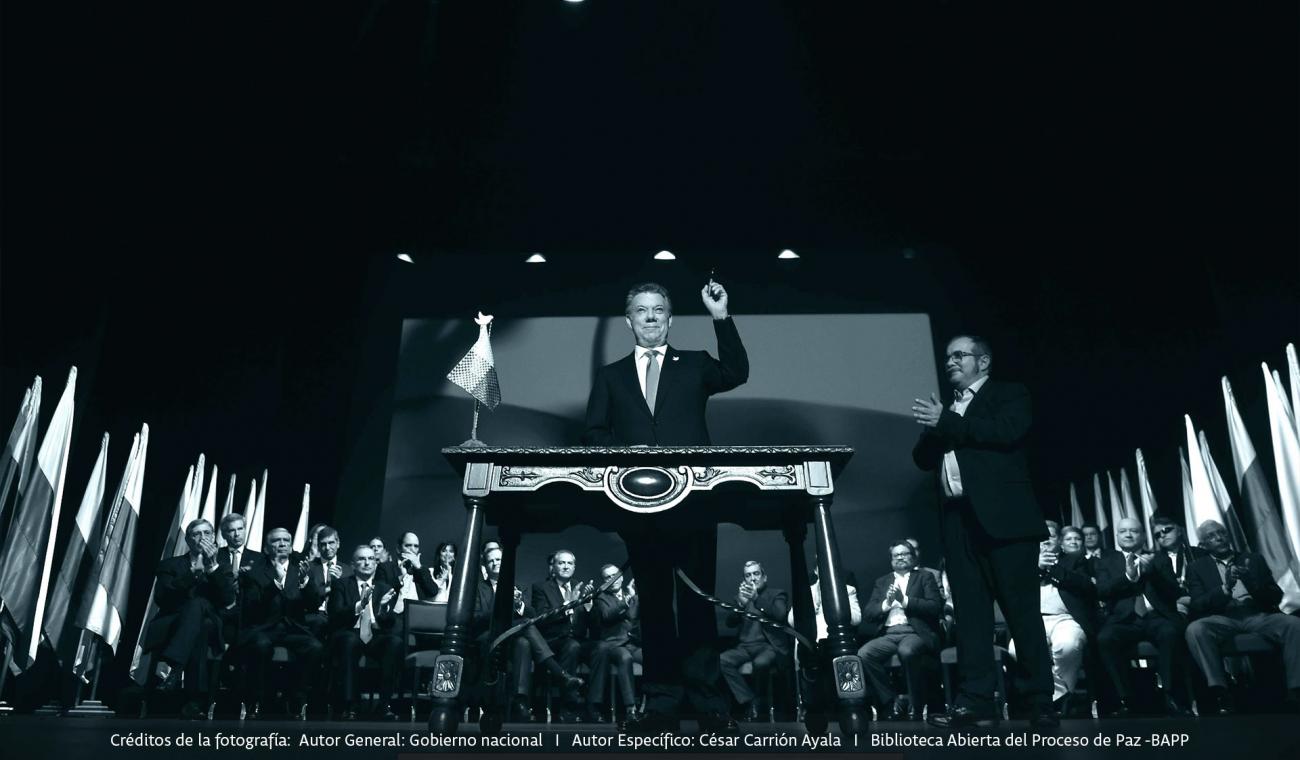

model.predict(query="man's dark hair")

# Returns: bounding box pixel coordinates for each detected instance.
[888,540,915,557]
[949,334,993,364]
[219,513,245,530]
[186,519,214,539]
[624,283,672,316]
[1151,515,1178,530]
[317,525,339,542]
[1081,523,1099,532]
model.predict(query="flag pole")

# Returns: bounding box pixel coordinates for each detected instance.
[462,400,485,447]
[66,638,112,716]
[0,638,13,714]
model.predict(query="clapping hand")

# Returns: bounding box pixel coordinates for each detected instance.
[380,588,398,608]
[701,280,729,319]
[911,394,943,428]
[328,563,343,581]
[296,560,311,589]
[626,579,637,599]
[1038,548,1059,571]
[737,581,755,606]
[887,584,903,605]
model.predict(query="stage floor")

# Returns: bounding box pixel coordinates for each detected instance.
[0,714,1297,758]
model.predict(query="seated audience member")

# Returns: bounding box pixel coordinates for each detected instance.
[371,537,395,585]
[587,564,642,724]
[1060,526,1085,557]
[859,540,943,720]
[480,540,501,580]
[239,527,324,718]
[719,561,791,722]
[1008,520,1095,716]
[1151,516,1205,617]
[216,512,264,693]
[327,545,402,720]
[1081,524,1109,564]
[1094,517,1192,716]
[906,537,954,642]
[142,519,235,719]
[388,532,438,603]
[1185,520,1300,715]
[431,541,458,603]
[307,526,351,635]
[523,549,592,722]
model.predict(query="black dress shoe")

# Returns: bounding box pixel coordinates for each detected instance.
[374,704,400,722]
[559,671,584,690]
[1106,699,1131,718]
[698,712,740,736]
[1209,688,1235,716]
[742,702,761,722]
[179,701,206,721]
[887,697,910,721]
[245,702,262,720]
[341,709,359,721]
[1163,697,1193,718]
[619,711,679,735]
[509,696,533,722]
[584,706,609,723]
[927,706,999,729]
[1030,703,1061,729]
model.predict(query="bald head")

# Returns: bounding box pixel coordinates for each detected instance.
[1115,517,1144,551]
[1197,520,1233,558]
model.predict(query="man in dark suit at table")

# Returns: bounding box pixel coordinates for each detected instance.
[582,280,748,734]
[141,519,235,719]
[911,334,1056,729]
[859,540,944,720]
[1185,520,1300,715]
[719,561,791,722]
[1094,517,1192,717]
[326,544,401,720]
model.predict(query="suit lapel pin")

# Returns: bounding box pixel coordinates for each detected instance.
[672,355,679,361]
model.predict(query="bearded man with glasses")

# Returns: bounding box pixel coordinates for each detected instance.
[911,334,1056,729]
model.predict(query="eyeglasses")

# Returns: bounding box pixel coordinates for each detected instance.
[945,351,982,363]
[890,552,914,559]
[1153,527,1177,537]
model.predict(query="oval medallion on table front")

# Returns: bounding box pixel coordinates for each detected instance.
[619,468,673,499]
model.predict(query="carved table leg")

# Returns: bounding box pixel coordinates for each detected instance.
[809,486,868,737]
[429,487,487,735]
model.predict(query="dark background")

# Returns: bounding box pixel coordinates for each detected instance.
[1,1,1296,702]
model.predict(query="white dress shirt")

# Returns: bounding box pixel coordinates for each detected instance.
[940,375,989,499]
[884,571,912,627]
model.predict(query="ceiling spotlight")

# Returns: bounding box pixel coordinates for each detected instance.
[564,0,585,3]
[778,249,800,260]
[654,250,676,261]
[525,253,547,263]
[396,253,414,263]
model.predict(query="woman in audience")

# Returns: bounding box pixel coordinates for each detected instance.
[432,541,458,603]
[1060,526,1085,557]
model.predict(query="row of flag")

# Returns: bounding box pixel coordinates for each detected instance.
[0,370,313,694]
[1066,343,1300,613]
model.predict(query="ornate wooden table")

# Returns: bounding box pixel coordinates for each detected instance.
[428,445,865,736]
